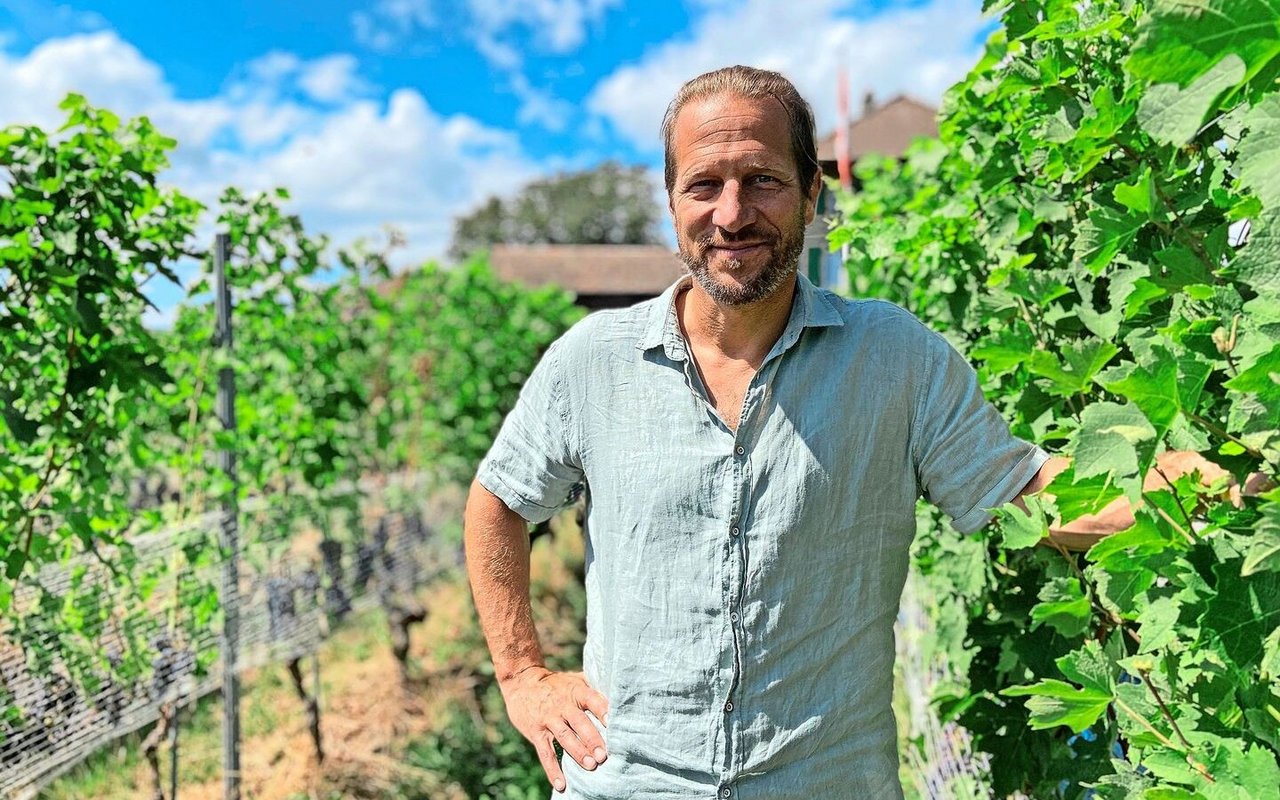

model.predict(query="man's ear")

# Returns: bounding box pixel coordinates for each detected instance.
[804,172,822,224]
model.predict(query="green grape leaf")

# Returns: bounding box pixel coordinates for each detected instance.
[1072,205,1147,274]
[1137,595,1183,654]
[1114,168,1156,217]
[1225,343,1280,413]
[1028,339,1120,397]
[1104,348,1212,435]
[1048,467,1124,522]
[1087,513,1178,566]
[1138,54,1246,145]
[1260,626,1280,679]
[1236,93,1280,208]
[1056,640,1116,696]
[1231,210,1280,294]
[1074,401,1156,481]
[996,495,1051,550]
[1201,564,1280,668]
[1031,577,1093,637]
[973,328,1036,377]
[1077,266,1143,341]
[1128,0,1280,87]
[1242,502,1280,576]
[1003,679,1113,733]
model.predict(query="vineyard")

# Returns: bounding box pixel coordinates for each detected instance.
[0,95,583,797]
[834,0,1280,797]
[3,0,1279,798]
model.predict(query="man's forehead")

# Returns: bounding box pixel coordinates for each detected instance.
[674,92,787,132]
[670,92,792,161]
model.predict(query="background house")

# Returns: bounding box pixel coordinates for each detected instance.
[490,243,685,311]
[803,93,939,291]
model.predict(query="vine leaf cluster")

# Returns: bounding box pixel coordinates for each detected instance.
[0,94,581,766]
[831,1,1280,796]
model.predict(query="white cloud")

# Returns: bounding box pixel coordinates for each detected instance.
[351,0,435,52]
[348,0,606,132]
[298,55,368,103]
[0,31,168,129]
[1,0,108,41]
[588,0,988,151]
[238,51,370,105]
[510,72,573,131]
[0,30,542,270]
[466,0,621,56]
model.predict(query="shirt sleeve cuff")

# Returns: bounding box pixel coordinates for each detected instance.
[476,461,561,525]
[949,444,1052,534]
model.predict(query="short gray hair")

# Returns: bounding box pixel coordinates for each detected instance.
[661,65,820,196]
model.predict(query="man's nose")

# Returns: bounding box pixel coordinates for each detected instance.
[711,181,755,232]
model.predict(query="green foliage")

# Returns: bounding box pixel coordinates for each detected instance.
[398,688,544,800]
[831,0,1280,795]
[1,96,581,751]
[367,257,583,483]
[448,160,664,260]
[0,94,203,690]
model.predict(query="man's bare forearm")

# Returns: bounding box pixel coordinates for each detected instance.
[463,479,611,790]
[464,478,546,683]
[1016,452,1264,552]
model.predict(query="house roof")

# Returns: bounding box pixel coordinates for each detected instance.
[490,244,686,296]
[816,94,938,163]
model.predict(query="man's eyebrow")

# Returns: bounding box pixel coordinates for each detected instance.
[681,160,789,178]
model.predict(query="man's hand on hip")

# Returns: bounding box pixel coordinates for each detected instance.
[500,665,609,793]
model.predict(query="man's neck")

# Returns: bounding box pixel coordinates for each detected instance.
[676,274,798,368]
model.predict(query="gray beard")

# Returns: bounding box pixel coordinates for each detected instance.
[678,223,806,306]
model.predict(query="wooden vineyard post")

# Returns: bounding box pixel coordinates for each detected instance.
[214,232,242,800]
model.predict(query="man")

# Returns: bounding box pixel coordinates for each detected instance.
[464,66,1121,798]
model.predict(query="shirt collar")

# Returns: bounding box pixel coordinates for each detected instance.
[636,270,844,360]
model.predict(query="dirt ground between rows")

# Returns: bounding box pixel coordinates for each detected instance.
[45,514,584,800]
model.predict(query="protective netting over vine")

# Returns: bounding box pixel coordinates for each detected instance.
[0,473,454,799]
[896,571,993,800]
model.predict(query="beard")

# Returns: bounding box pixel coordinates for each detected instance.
[677,207,807,307]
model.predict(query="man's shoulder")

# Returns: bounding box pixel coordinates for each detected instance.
[816,289,934,339]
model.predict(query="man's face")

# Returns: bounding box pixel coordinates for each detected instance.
[668,92,820,307]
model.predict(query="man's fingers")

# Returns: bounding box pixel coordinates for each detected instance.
[549,718,598,770]
[564,707,607,762]
[576,685,610,727]
[534,732,566,793]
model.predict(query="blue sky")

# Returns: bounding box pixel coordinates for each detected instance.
[0,0,989,322]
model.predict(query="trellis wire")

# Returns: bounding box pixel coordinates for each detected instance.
[0,471,453,799]
[896,569,994,799]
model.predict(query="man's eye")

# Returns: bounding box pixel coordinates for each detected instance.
[750,175,779,185]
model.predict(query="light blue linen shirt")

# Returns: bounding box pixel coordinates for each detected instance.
[477,273,1049,800]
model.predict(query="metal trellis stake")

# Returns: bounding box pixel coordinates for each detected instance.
[214,232,242,800]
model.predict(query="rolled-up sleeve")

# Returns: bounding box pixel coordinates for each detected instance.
[912,330,1050,533]
[476,337,583,524]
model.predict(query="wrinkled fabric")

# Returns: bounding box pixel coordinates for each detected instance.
[477,274,1048,800]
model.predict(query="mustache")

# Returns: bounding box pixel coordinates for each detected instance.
[695,228,775,248]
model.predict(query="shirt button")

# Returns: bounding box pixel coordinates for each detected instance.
[734,445,745,456]
[730,526,740,537]
[724,700,734,712]
[720,787,732,798]
[730,612,739,623]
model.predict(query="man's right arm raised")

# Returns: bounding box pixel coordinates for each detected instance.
[464,478,609,794]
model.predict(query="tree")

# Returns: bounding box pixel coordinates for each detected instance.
[448,161,664,260]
